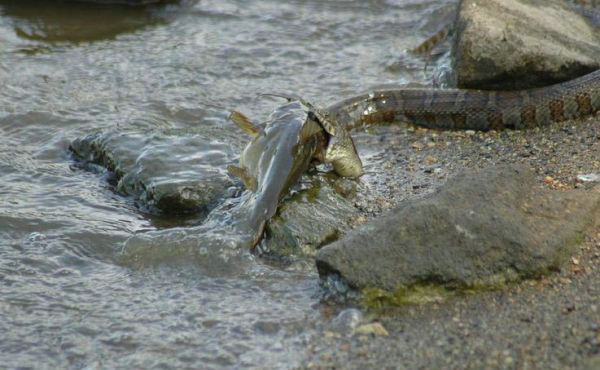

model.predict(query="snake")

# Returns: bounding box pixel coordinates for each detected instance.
[326,69,600,132]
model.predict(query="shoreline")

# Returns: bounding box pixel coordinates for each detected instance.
[305,113,600,368]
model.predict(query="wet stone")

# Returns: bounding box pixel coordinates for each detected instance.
[263,176,361,259]
[74,0,169,4]
[453,0,600,89]
[316,164,600,292]
[577,173,600,183]
[69,130,236,216]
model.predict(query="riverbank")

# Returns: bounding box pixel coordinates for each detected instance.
[305,113,600,369]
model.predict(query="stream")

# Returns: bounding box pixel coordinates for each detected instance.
[0,0,455,367]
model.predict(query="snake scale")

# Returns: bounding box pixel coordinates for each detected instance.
[327,69,600,132]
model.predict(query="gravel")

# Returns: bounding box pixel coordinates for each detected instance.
[304,113,600,369]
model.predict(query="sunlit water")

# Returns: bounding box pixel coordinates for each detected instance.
[0,0,455,367]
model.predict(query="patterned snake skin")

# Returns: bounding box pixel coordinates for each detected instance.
[327,69,599,131]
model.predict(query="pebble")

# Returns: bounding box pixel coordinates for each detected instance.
[559,277,572,285]
[354,322,389,337]
[576,173,600,183]
[331,308,363,336]
[324,331,342,339]
[425,155,437,164]
[411,142,424,150]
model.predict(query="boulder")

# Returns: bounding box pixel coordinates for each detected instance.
[453,0,600,89]
[316,165,600,292]
[1,0,173,43]
[70,130,236,216]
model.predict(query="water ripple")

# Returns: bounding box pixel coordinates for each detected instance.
[0,0,455,367]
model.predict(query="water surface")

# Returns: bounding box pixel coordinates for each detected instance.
[0,0,455,367]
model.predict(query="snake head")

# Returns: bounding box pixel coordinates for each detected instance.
[260,93,364,178]
[324,129,364,178]
[311,109,364,178]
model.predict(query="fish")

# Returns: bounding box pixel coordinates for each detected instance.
[227,96,363,247]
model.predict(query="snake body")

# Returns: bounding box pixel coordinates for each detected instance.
[327,69,600,131]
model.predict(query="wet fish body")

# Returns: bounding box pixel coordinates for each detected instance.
[228,101,327,246]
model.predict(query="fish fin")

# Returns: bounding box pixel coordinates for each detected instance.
[227,165,258,192]
[251,220,267,249]
[227,164,244,178]
[229,111,260,137]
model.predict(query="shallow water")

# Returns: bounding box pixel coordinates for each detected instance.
[0,0,455,367]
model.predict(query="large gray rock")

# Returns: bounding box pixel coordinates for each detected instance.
[70,130,236,216]
[453,0,600,89]
[316,165,600,291]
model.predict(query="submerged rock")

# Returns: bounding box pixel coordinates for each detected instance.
[316,165,600,292]
[262,176,361,259]
[73,0,169,4]
[2,0,173,43]
[453,0,600,89]
[70,130,236,216]
[118,192,263,272]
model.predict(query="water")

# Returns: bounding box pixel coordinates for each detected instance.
[0,0,455,367]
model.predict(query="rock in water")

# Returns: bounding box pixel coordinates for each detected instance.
[73,0,168,4]
[316,165,600,292]
[453,0,600,89]
[70,130,235,216]
[264,177,361,259]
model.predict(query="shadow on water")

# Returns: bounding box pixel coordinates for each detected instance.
[0,0,191,43]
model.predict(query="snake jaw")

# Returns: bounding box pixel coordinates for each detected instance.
[324,133,364,178]
[314,107,364,178]
[257,93,365,178]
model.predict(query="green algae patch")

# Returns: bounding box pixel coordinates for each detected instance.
[362,284,455,309]
[359,262,577,309]
[360,274,527,309]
